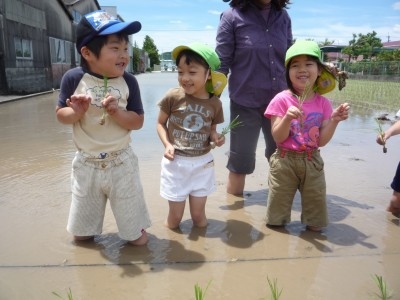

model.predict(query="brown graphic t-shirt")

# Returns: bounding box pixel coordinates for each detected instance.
[158,87,224,157]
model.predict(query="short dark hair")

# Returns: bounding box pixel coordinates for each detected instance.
[175,49,209,70]
[80,33,129,68]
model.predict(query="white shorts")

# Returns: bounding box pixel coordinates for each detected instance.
[160,152,216,202]
[67,147,151,241]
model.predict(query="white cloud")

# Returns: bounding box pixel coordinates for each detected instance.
[133,30,217,53]
[208,10,221,15]
[393,2,400,10]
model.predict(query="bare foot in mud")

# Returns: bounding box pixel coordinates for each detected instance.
[306,225,323,232]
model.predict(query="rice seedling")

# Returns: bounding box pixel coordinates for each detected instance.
[194,280,211,300]
[221,115,243,137]
[99,76,108,125]
[298,80,313,109]
[291,80,313,131]
[266,277,283,300]
[52,288,73,300]
[375,118,387,153]
[211,115,243,148]
[372,274,393,300]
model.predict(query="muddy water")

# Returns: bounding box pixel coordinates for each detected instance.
[0,72,399,300]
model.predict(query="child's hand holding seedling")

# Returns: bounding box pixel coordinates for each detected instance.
[210,131,225,148]
[210,115,243,149]
[101,95,119,116]
[285,105,303,121]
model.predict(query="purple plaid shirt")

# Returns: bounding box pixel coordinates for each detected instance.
[216,4,292,108]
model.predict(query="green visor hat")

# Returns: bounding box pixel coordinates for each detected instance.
[285,40,336,95]
[172,42,227,96]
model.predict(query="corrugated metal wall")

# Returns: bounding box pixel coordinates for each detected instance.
[0,0,99,95]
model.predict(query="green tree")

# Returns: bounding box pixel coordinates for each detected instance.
[376,49,400,61]
[342,34,358,62]
[343,31,382,61]
[132,41,140,73]
[318,38,335,47]
[143,35,160,69]
[357,31,382,58]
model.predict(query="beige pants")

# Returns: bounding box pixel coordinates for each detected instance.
[67,147,151,241]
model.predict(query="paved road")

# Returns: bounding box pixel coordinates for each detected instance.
[0,90,55,104]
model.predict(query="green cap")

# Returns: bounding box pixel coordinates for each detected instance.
[285,40,336,95]
[172,42,227,96]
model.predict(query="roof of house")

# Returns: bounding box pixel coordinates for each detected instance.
[382,41,400,48]
[320,45,347,53]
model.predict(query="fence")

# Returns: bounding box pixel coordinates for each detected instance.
[340,61,400,78]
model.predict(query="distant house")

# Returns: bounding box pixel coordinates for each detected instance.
[382,40,400,48]
[0,0,148,95]
[320,45,349,65]
[320,41,400,65]
[160,51,175,71]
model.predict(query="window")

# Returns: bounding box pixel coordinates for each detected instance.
[74,46,81,66]
[14,37,32,59]
[49,37,72,64]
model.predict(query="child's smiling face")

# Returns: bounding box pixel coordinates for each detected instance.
[86,34,130,77]
[177,55,211,99]
[288,55,321,95]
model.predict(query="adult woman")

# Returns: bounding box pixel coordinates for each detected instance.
[216,0,292,195]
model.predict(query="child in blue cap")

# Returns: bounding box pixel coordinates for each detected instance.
[56,10,151,245]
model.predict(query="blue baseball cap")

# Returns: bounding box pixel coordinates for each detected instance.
[76,10,141,54]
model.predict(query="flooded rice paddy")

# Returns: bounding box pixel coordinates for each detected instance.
[0,72,399,299]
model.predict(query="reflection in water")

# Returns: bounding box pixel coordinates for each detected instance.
[0,73,399,299]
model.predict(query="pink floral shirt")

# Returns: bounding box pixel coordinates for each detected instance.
[265,90,333,151]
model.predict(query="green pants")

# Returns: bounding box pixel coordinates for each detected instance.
[266,149,328,228]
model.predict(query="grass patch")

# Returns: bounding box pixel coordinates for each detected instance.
[372,274,393,300]
[327,79,399,110]
[266,277,283,300]
[194,280,211,300]
[52,288,73,300]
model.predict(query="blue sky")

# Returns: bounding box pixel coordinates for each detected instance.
[98,0,400,53]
